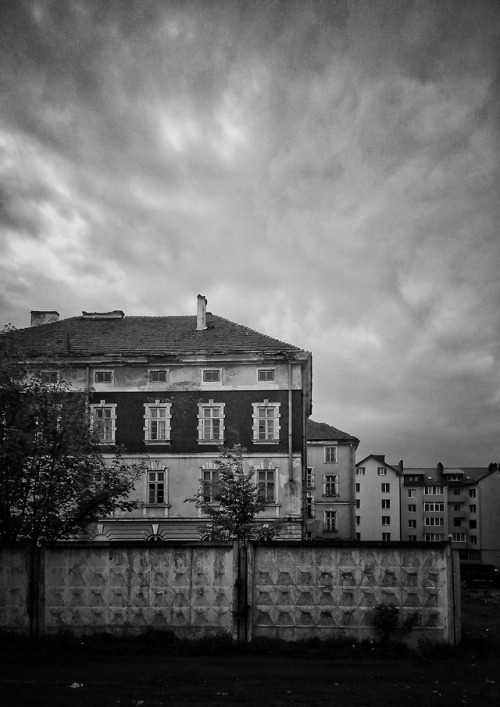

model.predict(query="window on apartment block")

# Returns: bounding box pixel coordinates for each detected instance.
[147,463,166,504]
[452,533,466,542]
[257,463,276,504]
[356,499,360,509]
[409,535,417,542]
[382,516,391,526]
[324,446,337,463]
[470,535,477,545]
[149,369,167,383]
[40,370,58,384]
[381,483,390,493]
[382,533,391,542]
[198,400,225,443]
[202,368,221,383]
[453,518,463,527]
[469,520,477,529]
[306,492,314,518]
[324,510,337,532]
[257,368,275,382]
[356,515,360,526]
[377,467,387,476]
[382,499,391,509]
[90,402,116,443]
[356,532,361,540]
[408,519,417,528]
[469,488,476,498]
[306,467,315,488]
[144,401,172,443]
[425,517,444,526]
[252,401,280,442]
[355,482,361,493]
[94,370,113,384]
[323,474,338,497]
[356,467,365,475]
[407,489,416,498]
[469,504,477,513]
[453,504,462,512]
[425,533,444,542]
[408,504,417,512]
[202,468,220,503]
[453,488,461,496]
[425,486,443,495]
[425,502,444,512]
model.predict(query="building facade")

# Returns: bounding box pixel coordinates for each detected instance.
[354,455,402,541]
[6,296,312,541]
[305,420,359,539]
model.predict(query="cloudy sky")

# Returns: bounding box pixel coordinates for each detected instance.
[1,0,499,467]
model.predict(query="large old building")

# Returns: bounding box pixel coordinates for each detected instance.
[6,296,312,541]
[305,420,359,539]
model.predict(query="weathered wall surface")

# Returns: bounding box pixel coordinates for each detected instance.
[0,542,459,645]
[248,543,459,646]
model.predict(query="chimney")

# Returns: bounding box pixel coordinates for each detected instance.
[31,310,59,327]
[196,294,207,331]
[399,460,404,472]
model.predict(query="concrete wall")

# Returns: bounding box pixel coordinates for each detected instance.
[0,541,460,645]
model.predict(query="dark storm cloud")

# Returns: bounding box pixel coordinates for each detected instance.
[1,0,499,464]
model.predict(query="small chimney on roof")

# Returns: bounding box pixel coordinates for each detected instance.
[31,311,59,327]
[196,294,207,331]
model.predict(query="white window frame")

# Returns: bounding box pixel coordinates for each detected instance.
[323,474,339,497]
[143,400,172,444]
[469,488,476,498]
[257,368,275,382]
[94,370,113,384]
[377,467,387,476]
[202,368,222,384]
[408,504,417,512]
[407,489,416,497]
[90,401,117,444]
[408,519,417,528]
[382,532,391,542]
[451,533,466,542]
[201,463,220,504]
[382,499,390,509]
[356,467,365,476]
[382,516,391,526]
[425,517,444,526]
[425,485,443,495]
[408,534,417,542]
[324,446,337,463]
[146,461,168,505]
[425,533,444,542]
[306,467,315,488]
[425,502,444,512]
[256,460,277,504]
[197,400,225,444]
[324,510,337,532]
[381,483,390,493]
[252,400,281,443]
[149,369,168,383]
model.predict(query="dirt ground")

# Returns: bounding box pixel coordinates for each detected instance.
[0,588,499,707]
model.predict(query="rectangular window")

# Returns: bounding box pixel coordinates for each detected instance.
[144,401,172,443]
[257,369,275,382]
[94,370,113,384]
[469,520,477,529]
[452,533,466,542]
[453,504,462,512]
[381,483,390,493]
[453,518,463,527]
[40,370,58,384]
[202,369,221,383]
[408,519,417,528]
[469,489,476,498]
[382,499,391,509]
[356,467,365,475]
[324,510,336,532]
[198,400,225,443]
[202,469,220,503]
[323,474,338,497]
[425,486,443,495]
[148,469,166,504]
[356,515,360,525]
[91,402,116,443]
[356,499,360,509]
[258,468,276,504]
[306,467,314,488]
[453,488,461,496]
[324,446,337,463]
[469,504,477,513]
[306,492,314,518]
[409,535,417,542]
[252,401,280,442]
[425,502,445,512]
[356,532,361,541]
[377,467,387,476]
[382,533,391,542]
[408,504,416,512]
[382,516,391,526]
[425,517,444,526]
[355,483,360,493]
[470,535,477,545]
[425,533,444,542]
[149,369,167,383]
[407,489,416,498]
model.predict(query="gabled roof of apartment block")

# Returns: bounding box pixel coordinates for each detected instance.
[3,312,309,359]
[356,454,402,474]
[403,467,493,484]
[307,419,359,446]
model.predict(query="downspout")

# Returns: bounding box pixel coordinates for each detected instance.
[288,362,293,481]
[349,443,355,540]
[302,374,308,539]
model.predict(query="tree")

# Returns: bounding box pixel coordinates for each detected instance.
[185,446,281,545]
[0,335,142,544]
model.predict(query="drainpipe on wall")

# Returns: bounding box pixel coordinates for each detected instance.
[349,443,355,540]
[288,362,293,481]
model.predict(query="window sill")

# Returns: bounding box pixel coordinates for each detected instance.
[145,440,171,445]
[197,440,224,446]
[143,504,171,508]
[252,440,280,445]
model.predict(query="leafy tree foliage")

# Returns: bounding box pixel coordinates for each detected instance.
[185,446,281,545]
[0,335,142,543]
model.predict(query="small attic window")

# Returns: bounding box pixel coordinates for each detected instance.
[95,370,113,384]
